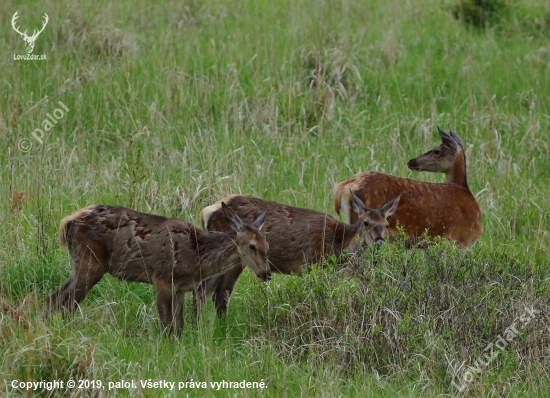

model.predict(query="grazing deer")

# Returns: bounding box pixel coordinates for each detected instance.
[334,126,482,248]
[195,192,400,317]
[46,204,269,335]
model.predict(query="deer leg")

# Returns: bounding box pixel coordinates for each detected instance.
[154,278,185,335]
[64,265,106,313]
[47,259,106,314]
[171,290,185,337]
[213,263,245,318]
[154,279,174,334]
[193,276,221,318]
[45,276,75,315]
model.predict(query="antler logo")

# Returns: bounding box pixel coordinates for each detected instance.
[12,11,49,54]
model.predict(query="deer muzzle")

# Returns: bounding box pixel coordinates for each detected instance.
[257,270,272,282]
[407,159,420,170]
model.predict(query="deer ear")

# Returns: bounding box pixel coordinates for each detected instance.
[253,210,267,231]
[221,202,244,231]
[381,195,400,218]
[350,190,367,216]
[448,127,464,148]
[437,125,458,151]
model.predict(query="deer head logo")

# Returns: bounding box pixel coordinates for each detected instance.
[11,11,49,54]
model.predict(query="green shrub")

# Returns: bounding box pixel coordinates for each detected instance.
[245,240,549,389]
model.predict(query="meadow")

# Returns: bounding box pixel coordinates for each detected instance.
[0,0,549,396]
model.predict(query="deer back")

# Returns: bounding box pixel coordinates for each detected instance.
[61,205,269,288]
[201,195,360,274]
[335,173,481,247]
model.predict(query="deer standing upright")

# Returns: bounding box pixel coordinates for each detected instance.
[47,203,269,335]
[196,192,400,317]
[334,126,482,248]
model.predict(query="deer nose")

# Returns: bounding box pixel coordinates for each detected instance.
[407,159,418,170]
[258,270,271,282]
[374,237,384,244]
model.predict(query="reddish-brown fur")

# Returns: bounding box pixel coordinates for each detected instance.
[333,127,482,248]
[195,193,399,316]
[47,204,269,335]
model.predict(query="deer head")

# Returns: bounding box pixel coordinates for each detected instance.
[407,126,468,187]
[12,11,49,54]
[350,190,401,245]
[221,202,270,281]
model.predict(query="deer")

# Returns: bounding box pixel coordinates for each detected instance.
[46,204,269,335]
[195,192,400,317]
[333,126,482,248]
[11,11,49,54]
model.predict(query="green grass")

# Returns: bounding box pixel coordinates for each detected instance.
[1,0,549,396]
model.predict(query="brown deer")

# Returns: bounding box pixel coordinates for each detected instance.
[334,126,482,248]
[46,204,269,335]
[195,192,400,317]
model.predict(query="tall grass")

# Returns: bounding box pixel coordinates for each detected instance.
[0,0,549,396]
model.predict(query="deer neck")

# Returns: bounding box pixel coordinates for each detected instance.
[334,221,361,251]
[447,149,469,188]
[196,232,243,280]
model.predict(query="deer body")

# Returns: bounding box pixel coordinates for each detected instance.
[334,127,482,248]
[196,193,399,316]
[47,204,269,334]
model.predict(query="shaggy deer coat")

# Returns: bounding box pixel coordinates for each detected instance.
[196,193,399,316]
[47,204,269,334]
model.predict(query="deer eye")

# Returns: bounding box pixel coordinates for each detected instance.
[363,221,369,227]
[249,244,256,251]
[433,150,440,155]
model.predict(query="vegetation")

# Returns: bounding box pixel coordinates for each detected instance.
[0,0,549,396]
[451,0,508,28]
